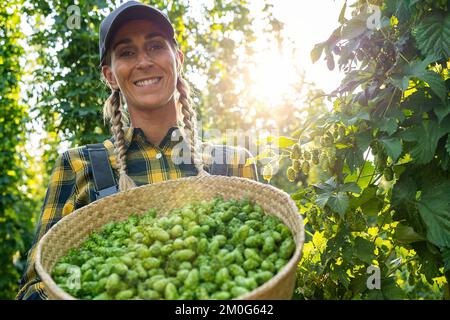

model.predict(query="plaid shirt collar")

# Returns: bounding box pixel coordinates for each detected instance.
[112,125,183,150]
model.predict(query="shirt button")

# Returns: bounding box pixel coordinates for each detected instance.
[156,152,162,159]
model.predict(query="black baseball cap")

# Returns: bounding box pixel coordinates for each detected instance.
[99,1,177,65]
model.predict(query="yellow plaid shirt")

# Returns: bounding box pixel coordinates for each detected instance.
[17,126,258,299]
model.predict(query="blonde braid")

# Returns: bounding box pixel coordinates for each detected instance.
[103,90,137,191]
[176,76,211,176]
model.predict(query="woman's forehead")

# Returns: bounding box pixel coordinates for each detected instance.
[112,19,168,46]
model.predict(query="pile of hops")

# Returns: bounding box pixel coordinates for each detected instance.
[52,196,296,300]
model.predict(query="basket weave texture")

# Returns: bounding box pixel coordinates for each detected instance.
[36,175,304,300]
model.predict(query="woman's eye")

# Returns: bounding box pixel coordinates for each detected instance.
[148,42,164,50]
[120,50,134,57]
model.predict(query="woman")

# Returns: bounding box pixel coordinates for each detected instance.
[17,1,258,300]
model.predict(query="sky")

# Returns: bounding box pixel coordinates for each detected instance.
[268,0,345,93]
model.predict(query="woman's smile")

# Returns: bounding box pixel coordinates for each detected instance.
[134,76,163,88]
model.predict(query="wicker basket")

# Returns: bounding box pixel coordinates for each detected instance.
[36,175,304,300]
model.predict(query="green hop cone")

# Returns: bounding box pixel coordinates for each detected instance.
[286,167,297,182]
[312,156,319,165]
[370,141,378,155]
[290,144,302,160]
[301,161,310,175]
[383,167,394,181]
[262,164,274,181]
[303,151,311,161]
[292,160,301,172]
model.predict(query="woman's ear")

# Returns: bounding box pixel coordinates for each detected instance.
[102,65,119,90]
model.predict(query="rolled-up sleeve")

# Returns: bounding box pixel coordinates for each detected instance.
[16,151,77,300]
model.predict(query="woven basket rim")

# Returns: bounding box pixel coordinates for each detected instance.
[36,175,304,300]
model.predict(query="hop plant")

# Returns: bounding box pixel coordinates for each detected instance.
[338,126,345,137]
[301,161,310,175]
[370,141,378,156]
[286,166,297,182]
[312,156,319,165]
[262,164,274,181]
[290,144,302,160]
[322,132,334,147]
[303,151,311,161]
[312,149,319,158]
[383,167,394,181]
[292,159,301,173]
[312,150,320,165]
[321,154,330,170]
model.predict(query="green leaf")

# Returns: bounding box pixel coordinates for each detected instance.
[391,58,447,106]
[354,237,376,264]
[412,242,442,282]
[349,186,379,213]
[392,175,417,206]
[345,162,375,190]
[361,197,384,217]
[381,277,405,299]
[416,181,450,247]
[338,0,347,24]
[401,120,450,164]
[328,192,349,218]
[414,12,450,60]
[385,0,413,23]
[350,273,369,295]
[434,102,450,124]
[446,135,450,157]
[341,182,361,194]
[314,178,358,217]
[344,147,365,173]
[390,76,410,91]
[443,247,450,273]
[262,136,297,148]
[315,193,330,208]
[379,137,402,162]
[311,42,325,64]
[314,177,338,192]
[355,130,372,151]
[394,223,426,244]
[376,118,398,136]
[419,71,448,107]
[276,136,297,148]
[341,18,366,40]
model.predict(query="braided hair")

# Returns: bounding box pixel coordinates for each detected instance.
[102,89,137,191]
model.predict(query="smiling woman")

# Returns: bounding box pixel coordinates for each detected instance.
[17,0,259,300]
[103,20,181,121]
[101,18,186,191]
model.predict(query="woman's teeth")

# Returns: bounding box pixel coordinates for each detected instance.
[134,77,161,87]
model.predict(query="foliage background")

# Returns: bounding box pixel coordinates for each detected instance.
[0,0,448,299]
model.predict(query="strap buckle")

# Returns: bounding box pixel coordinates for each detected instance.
[97,185,119,199]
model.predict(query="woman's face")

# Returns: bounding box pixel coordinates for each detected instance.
[102,19,183,112]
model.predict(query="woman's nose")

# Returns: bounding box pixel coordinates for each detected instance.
[136,52,154,69]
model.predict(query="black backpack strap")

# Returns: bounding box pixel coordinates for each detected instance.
[210,145,229,176]
[86,143,119,200]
